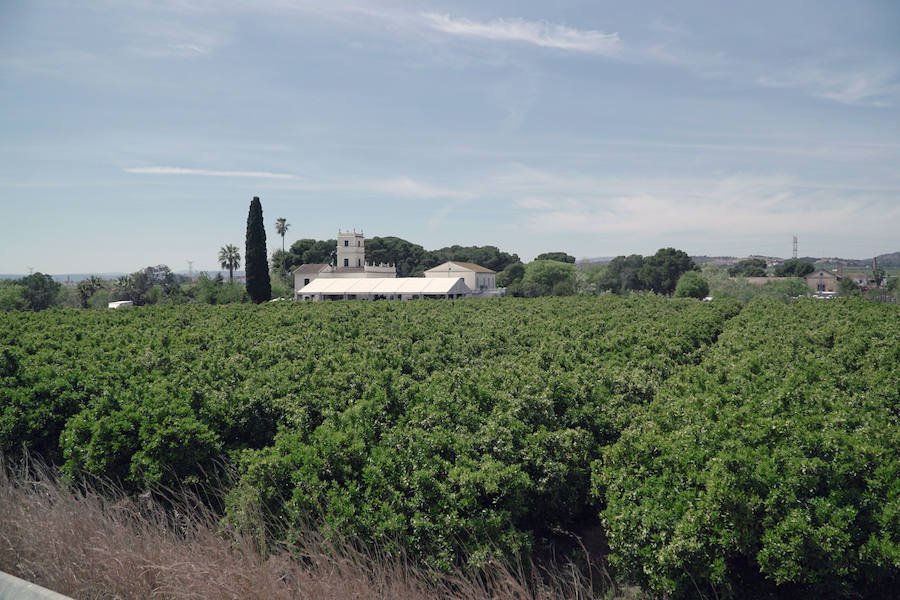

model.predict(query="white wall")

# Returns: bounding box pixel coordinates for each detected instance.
[425,262,495,292]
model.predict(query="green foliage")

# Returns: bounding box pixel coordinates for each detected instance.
[271,219,292,278]
[4,295,897,596]
[365,236,431,277]
[113,266,179,306]
[77,276,106,309]
[673,271,709,298]
[839,277,861,297]
[190,273,248,304]
[0,296,738,570]
[18,272,61,311]
[729,258,768,277]
[55,286,82,309]
[496,262,525,288]
[639,248,697,295]
[218,244,241,283]
[286,237,519,279]
[274,217,290,252]
[597,298,900,598]
[288,238,337,269]
[245,197,271,303]
[761,278,811,300]
[0,282,27,311]
[703,265,810,303]
[520,260,577,297]
[591,249,698,296]
[428,245,520,273]
[270,249,291,274]
[534,252,576,264]
[774,259,815,277]
[87,288,111,309]
[270,280,293,300]
[596,255,644,294]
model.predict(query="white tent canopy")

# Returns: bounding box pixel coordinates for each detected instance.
[297,277,472,300]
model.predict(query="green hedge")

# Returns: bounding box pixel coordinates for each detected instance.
[596,298,900,598]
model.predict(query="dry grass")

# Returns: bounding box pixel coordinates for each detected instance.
[0,461,639,600]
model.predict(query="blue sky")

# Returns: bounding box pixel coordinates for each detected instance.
[1,0,899,273]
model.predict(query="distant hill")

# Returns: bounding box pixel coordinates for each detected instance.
[692,256,744,265]
[875,252,900,267]
[811,252,900,268]
[575,257,616,265]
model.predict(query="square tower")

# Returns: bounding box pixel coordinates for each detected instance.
[337,230,365,268]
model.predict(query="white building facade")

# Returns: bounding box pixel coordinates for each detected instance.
[293,230,396,298]
[337,230,365,268]
[292,233,500,301]
[424,261,497,294]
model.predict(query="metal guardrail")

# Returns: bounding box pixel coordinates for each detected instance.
[0,571,74,600]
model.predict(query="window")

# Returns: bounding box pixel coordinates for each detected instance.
[357,240,360,246]
[304,278,310,285]
[344,240,349,247]
[357,259,361,267]
[344,258,349,267]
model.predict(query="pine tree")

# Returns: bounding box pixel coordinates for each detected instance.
[245,196,271,303]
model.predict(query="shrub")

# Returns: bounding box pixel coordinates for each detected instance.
[673,271,709,298]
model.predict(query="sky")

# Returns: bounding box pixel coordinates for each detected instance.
[1,0,899,274]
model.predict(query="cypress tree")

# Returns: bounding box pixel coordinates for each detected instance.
[245,196,271,303]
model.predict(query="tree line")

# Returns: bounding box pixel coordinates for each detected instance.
[0,267,258,311]
[271,236,522,278]
[728,257,816,277]
[493,248,707,299]
[273,235,708,299]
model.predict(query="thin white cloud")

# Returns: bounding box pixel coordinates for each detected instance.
[267,175,474,200]
[125,167,296,179]
[368,176,474,200]
[756,65,899,107]
[457,165,900,238]
[126,20,232,58]
[421,13,621,55]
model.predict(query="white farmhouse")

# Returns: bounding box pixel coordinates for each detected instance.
[292,230,396,298]
[293,232,499,301]
[424,261,497,294]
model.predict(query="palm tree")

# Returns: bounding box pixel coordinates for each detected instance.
[275,217,290,275]
[77,275,105,308]
[218,244,241,283]
[275,218,290,253]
